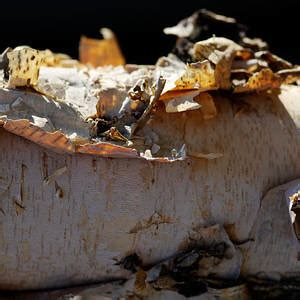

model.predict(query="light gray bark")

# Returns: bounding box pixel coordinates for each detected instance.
[0,86,300,290]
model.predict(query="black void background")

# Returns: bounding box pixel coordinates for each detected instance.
[0,0,299,64]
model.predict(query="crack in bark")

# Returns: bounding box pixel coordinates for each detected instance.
[19,163,27,203]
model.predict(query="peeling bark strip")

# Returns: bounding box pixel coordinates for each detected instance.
[0,10,300,164]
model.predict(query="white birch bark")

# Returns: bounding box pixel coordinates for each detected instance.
[0,86,299,290]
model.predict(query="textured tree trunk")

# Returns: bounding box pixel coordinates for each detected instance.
[0,85,300,290]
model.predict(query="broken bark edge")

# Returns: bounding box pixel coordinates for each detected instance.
[1,118,187,162]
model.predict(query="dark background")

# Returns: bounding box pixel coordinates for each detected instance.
[1,0,299,64]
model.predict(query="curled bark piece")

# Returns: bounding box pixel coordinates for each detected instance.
[164,12,200,38]
[193,37,243,89]
[277,68,300,84]
[175,60,217,90]
[233,68,281,93]
[76,141,139,158]
[7,47,46,88]
[159,89,199,101]
[156,54,188,93]
[43,50,79,68]
[2,118,141,159]
[3,119,73,153]
[241,37,268,51]
[164,9,245,42]
[79,28,125,67]
[164,90,201,113]
[255,51,293,72]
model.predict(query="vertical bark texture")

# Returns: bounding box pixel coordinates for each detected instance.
[0,86,300,290]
